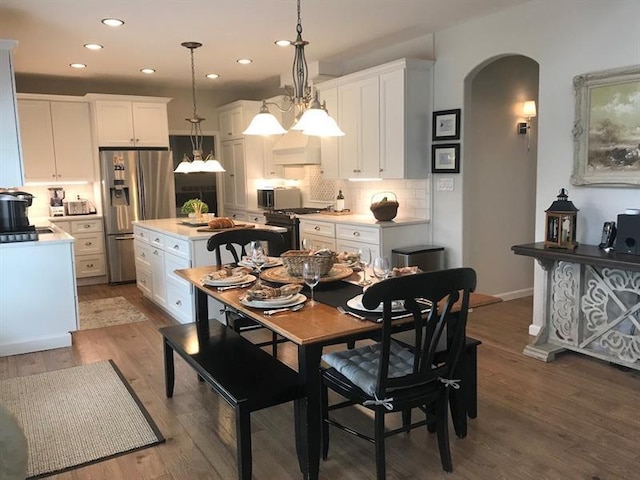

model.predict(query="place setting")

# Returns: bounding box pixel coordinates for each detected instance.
[239,283,307,315]
[201,266,256,290]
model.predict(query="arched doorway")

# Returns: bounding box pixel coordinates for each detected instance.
[462,55,539,297]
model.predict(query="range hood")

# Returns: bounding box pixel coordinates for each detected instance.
[272,130,321,165]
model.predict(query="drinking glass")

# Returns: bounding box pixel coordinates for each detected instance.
[301,238,310,252]
[302,261,320,306]
[357,248,372,286]
[250,241,266,285]
[372,257,391,281]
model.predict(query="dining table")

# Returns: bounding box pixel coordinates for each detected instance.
[174,264,501,480]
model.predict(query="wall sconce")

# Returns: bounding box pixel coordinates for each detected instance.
[517,100,537,150]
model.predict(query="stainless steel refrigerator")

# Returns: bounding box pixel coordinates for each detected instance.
[100,148,176,283]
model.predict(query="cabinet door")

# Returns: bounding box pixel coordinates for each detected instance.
[149,246,166,306]
[221,141,236,207]
[219,107,243,139]
[379,69,405,179]
[232,141,246,208]
[131,102,169,147]
[0,45,24,187]
[94,101,135,147]
[50,102,95,181]
[318,86,339,179]
[18,100,57,182]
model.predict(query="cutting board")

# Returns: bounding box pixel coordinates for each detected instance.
[196,224,256,232]
[320,210,353,216]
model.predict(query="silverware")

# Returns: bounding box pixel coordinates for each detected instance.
[263,303,305,316]
[337,306,366,320]
[217,283,253,292]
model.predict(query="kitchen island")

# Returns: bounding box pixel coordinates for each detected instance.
[0,222,77,356]
[133,218,286,324]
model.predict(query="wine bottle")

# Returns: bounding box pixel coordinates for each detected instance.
[336,190,345,212]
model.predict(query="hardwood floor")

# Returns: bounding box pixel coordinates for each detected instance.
[2,284,640,479]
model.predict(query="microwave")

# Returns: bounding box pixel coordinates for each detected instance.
[257,187,301,210]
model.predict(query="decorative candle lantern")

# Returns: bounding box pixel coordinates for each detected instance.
[544,188,578,249]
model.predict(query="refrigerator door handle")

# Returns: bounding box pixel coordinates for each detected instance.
[137,160,146,220]
[114,235,135,240]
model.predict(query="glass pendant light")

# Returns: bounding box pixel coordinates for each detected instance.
[243,101,287,135]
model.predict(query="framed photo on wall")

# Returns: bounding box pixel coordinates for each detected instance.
[432,109,461,141]
[431,143,460,173]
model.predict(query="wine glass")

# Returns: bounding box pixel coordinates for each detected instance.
[357,248,372,286]
[301,238,310,252]
[250,241,266,285]
[302,261,320,306]
[372,257,391,281]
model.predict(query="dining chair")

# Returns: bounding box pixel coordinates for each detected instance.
[206,228,288,356]
[320,267,477,479]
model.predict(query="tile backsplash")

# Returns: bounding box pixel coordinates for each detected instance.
[22,183,100,218]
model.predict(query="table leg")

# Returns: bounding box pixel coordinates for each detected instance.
[163,339,175,398]
[294,343,323,480]
[195,288,210,339]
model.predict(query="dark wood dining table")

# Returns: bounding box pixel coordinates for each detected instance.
[175,265,501,480]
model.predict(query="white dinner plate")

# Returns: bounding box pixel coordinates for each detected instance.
[240,293,307,309]
[237,257,283,268]
[202,274,256,287]
[346,294,405,313]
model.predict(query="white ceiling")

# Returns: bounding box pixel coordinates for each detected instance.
[0,0,529,92]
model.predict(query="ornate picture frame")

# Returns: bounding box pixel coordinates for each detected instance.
[431,143,460,173]
[571,65,640,186]
[432,109,461,141]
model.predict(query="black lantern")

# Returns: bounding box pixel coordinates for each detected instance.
[544,188,578,249]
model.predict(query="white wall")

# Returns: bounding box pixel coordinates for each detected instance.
[432,0,640,331]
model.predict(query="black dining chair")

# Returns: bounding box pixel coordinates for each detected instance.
[320,267,477,479]
[206,228,288,356]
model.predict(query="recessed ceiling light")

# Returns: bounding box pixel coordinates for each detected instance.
[140,68,156,74]
[69,63,87,69]
[205,73,219,79]
[101,18,124,27]
[275,40,291,47]
[237,58,252,65]
[84,43,103,50]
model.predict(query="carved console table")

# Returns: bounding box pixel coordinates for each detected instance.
[512,243,640,370]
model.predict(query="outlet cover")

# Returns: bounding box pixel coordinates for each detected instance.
[437,178,454,191]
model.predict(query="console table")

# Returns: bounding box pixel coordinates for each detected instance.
[512,243,640,370]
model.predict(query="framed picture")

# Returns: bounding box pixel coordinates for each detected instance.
[431,143,460,174]
[571,65,640,186]
[432,109,461,141]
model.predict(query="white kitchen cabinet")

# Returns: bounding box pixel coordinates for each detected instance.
[246,210,266,225]
[0,40,23,187]
[92,97,170,147]
[316,86,339,179]
[219,105,244,140]
[299,219,337,251]
[149,245,166,306]
[225,208,248,222]
[221,140,247,210]
[50,217,106,281]
[17,99,95,183]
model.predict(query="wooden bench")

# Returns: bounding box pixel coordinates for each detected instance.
[160,323,304,480]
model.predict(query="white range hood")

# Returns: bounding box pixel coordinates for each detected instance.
[272,130,321,165]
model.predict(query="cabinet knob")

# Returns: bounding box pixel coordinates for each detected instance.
[173,244,180,250]
[141,253,146,258]
[84,224,90,228]
[353,169,357,173]
[153,249,159,255]
[379,168,384,172]
[227,132,232,136]
[175,300,182,306]
[230,174,235,177]
[314,226,320,231]
[52,174,56,178]
[141,278,146,284]
[130,139,135,142]
[85,241,92,246]
[155,237,160,242]
[135,138,140,142]
[353,231,360,237]
[87,263,94,268]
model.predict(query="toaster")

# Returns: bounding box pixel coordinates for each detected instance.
[64,199,93,215]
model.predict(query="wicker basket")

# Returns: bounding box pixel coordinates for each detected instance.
[370,191,399,221]
[281,250,337,277]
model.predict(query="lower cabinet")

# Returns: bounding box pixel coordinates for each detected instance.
[299,219,336,251]
[51,218,107,282]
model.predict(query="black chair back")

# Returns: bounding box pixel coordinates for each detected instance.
[206,229,285,265]
[361,267,477,403]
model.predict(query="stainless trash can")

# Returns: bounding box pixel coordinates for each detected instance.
[391,245,445,272]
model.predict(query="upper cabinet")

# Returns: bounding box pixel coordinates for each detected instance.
[219,106,244,140]
[89,95,171,147]
[0,40,23,187]
[17,97,95,183]
[316,58,433,180]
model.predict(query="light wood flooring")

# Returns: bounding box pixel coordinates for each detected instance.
[2,284,640,479]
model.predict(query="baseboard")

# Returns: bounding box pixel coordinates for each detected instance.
[495,287,533,302]
[0,333,72,357]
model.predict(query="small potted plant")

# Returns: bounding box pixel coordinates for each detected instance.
[181,198,209,220]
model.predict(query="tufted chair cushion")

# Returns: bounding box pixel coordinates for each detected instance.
[322,341,414,396]
[0,403,28,480]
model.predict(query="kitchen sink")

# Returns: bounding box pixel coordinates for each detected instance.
[35,226,56,234]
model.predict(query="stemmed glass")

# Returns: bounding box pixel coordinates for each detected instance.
[301,238,310,252]
[357,248,372,286]
[372,257,391,281]
[302,261,320,306]
[250,241,266,286]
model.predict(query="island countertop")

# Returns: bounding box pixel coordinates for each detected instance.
[133,218,286,241]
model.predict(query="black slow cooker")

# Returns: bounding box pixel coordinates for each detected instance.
[0,190,34,232]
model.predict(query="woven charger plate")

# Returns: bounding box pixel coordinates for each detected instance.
[260,264,354,284]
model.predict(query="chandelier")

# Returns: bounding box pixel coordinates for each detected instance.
[243,0,344,137]
[174,42,225,173]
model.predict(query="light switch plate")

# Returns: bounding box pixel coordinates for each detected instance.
[437,178,454,191]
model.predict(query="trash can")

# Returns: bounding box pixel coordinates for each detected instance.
[391,245,445,272]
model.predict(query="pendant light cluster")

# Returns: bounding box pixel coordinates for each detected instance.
[174,42,225,173]
[243,0,344,137]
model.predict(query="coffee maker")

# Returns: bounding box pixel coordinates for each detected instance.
[0,189,37,242]
[49,187,65,217]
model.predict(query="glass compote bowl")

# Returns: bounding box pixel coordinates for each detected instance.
[302,261,320,306]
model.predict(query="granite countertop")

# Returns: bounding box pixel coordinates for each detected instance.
[299,213,429,227]
[134,218,287,241]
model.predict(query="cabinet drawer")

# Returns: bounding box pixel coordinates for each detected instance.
[135,262,152,297]
[70,219,102,234]
[165,281,193,324]
[133,225,150,243]
[226,209,248,222]
[134,240,151,267]
[74,232,104,256]
[247,211,266,224]
[164,235,190,259]
[336,224,379,244]
[305,234,336,252]
[149,231,165,249]
[75,254,106,278]
[165,251,191,286]
[336,239,380,260]
[300,220,335,239]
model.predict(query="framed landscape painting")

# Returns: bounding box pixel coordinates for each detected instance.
[571,65,640,186]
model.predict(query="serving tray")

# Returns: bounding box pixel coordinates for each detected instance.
[196,224,255,232]
[260,264,353,284]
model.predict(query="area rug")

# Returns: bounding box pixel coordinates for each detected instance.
[0,360,164,479]
[78,296,148,330]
